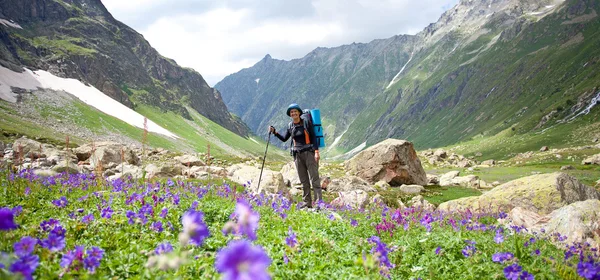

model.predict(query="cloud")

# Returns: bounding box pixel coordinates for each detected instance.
[101,0,458,85]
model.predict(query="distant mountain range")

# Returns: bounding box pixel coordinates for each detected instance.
[216,0,600,158]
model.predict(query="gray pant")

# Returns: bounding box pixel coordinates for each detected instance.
[294,150,322,207]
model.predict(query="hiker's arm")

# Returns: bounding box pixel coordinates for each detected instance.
[273,126,291,142]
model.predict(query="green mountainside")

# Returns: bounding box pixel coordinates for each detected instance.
[216,0,600,159]
[0,0,248,137]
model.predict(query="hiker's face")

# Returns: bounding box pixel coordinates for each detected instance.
[290,109,300,121]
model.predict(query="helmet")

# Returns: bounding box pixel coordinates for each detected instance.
[286,103,303,116]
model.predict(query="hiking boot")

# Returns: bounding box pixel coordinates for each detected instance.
[299,203,312,210]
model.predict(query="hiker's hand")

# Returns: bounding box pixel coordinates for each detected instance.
[268,126,275,134]
[315,150,320,162]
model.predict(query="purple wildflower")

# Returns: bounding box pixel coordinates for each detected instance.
[40,219,60,232]
[155,243,173,255]
[126,210,136,224]
[215,240,271,280]
[462,245,476,258]
[41,232,66,252]
[231,199,259,241]
[10,254,39,280]
[52,196,68,208]
[151,221,164,233]
[82,214,94,224]
[492,252,514,263]
[181,210,210,246]
[160,207,168,219]
[577,261,599,279]
[368,236,394,275]
[285,227,298,248]
[350,219,358,227]
[495,232,504,244]
[12,206,23,216]
[83,255,101,273]
[0,207,19,231]
[503,263,523,280]
[519,271,534,280]
[51,226,66,237]
[435,246,442,255]
[13,237,37,257]
[101,207,113,219]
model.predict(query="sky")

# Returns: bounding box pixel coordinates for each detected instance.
[101,0,459,86]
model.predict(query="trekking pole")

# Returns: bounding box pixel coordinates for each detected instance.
[257,131,272,190]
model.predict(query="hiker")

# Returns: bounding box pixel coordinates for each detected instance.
[268,103,322,209]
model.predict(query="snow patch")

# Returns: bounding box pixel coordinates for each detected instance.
[327,128,347,150]
[0,19,22,29]
[250,138,259,144]
[545,5,555,9]
[528,11,543,15]
[485,87,496,98]
[565,91,600,122]
[0,65,178,138]
[345,142,367,157]
[386,51,414,89]
[255,78,260,84]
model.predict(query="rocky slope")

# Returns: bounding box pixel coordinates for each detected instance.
[0,0,249,137]
[216,0,600,156]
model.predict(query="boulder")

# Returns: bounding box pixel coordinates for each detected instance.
[12,137,43,159]
[74,142,139,167]
[481,159,495,166]
[560,165,575,170]
[345,139,427,186]
[331,190,369,209]
[408,195,435,212]
[539,199,600,246]
[475,152,483,157]
[540,146,549,152]
[145,163,183,178]
[280,161,300,187]
[327,176,375,192]
[374,180,391,191]
[33,169,58,177]
[227,164,287,195]
[505,207,550,229]
[52,162,79,174]
[433,149,447,158]
[174,155,205,167]
[582,154,600,165]
[439,171,460,186]
[426,174,439,185]
[399,184,424,194]
[438,172,600,215]
[113,163,143,179]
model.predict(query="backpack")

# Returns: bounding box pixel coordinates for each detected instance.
[288,110,314,156]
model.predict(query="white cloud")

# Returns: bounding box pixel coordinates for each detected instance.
[102,0,458,85]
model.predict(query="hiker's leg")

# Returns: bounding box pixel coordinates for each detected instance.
[306,150,322,203]
[294,152,312,207]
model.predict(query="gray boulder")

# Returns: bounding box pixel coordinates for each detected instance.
[345,139,427,186]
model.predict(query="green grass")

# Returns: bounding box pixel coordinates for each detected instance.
[31,36,97,57]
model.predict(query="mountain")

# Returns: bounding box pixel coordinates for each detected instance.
[0,0,248,137]
[215,0,600,158]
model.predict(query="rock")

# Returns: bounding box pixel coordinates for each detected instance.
[539,199,600,246]
[408,195,435,212]
[439,171,460,186]
[426,174,439,185]
[433,149,447,158]
[371,194,385,206]
[330,190,369,209]
[174,155,205,167]
[582,154,600,165]
[52,162,79,174]
[328,176,375,192]
[492,181,501,187]
[12,137,43,159]
[374,180,391,191]
[399,184,424,194]
[560,165,575,170]
[540,146,549,152]
[475,152,483,157]
[280,161,300,187]
[457,159,471,168]
[227,164,287,195]
[438,172,600,215]
[505,207,550,229]
[114,163,143,179]
[345,139,427,186]
[593,138,599,143]
[481,159,495,166]
[74,142,139,167]
[397,199,407,209]
[145,163,183,179]
[451,175,480,188]
[33,169,58,177]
